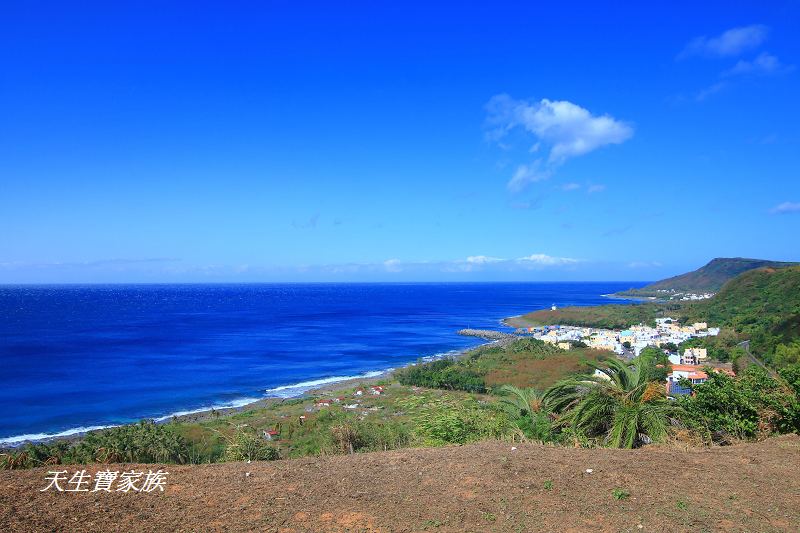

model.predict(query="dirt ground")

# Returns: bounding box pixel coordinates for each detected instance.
[2,435,799,532]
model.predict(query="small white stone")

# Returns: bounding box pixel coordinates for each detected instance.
[585,468,593,474]
[511,447,517,451]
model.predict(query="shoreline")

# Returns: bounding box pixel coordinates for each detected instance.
[0,338,499,448]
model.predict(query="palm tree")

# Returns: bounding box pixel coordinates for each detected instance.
[544,358,677,448]
[497,385,553,442]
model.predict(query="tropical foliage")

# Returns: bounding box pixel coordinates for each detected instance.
[410,396,510,446]
[1,421,191,469]
[496,385,554,442]
[678,366,800,441]
[545,359,677,448]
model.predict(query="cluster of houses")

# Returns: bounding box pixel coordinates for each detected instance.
[650,289,715,301]
[524,317,733,396]
[524,317,720,357]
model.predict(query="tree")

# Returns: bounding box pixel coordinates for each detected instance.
[635,346,670,382]
[544,359,677,448]
[775,342,800,368]
[496,385,553,442]
[661,342,679,353]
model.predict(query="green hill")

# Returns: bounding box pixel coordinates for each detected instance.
[681,265,800,366]
[519,264,800,368]
[619,257,797,297]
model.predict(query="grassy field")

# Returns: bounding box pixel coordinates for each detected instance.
[484,347,611,389]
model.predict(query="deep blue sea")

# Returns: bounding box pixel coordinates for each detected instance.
[0,282,643,445]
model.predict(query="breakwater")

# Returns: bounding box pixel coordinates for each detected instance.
[456,329,517,341]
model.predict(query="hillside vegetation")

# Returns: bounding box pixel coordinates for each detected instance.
[680,265,800,367]
[618,257,797,297]
[519,265,800,369]
[395,338,611,392]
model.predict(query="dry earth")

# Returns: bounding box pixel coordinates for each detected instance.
[2,435,800,532]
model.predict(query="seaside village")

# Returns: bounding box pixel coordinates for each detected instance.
[521,313,734,396]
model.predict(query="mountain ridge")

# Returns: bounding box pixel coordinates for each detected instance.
[620,257,797,297]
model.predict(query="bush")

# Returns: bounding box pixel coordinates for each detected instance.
[74,421,191,464]
[413,397,511,446]
[222,428,280,462]
[395,358,487,393]
[1,421,193,469]
[679,366,800,441]
[326,420,412,455]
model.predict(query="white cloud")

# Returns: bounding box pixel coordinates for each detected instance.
[679,25,769,59]
[486,95,633,191]
[488,95,633,165]
[561,183,581,191]
[383,258,403,272]
[379,253,582,273]
[724,52,794,76]
[696,81,729,101]
[466,255,504,264]
[508,161,552,191]
[516,253,579,266]
[770,201,800,215]
[586,184,606,194]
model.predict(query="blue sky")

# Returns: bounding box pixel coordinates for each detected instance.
[1,1,799,283]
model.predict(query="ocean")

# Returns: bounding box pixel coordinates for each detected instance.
[0,282,643,445]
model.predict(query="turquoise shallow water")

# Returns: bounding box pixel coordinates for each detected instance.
[0,281,643,444]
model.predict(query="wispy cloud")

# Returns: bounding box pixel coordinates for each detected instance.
[627,261,663,269]
[679,25,769,59]
[465,255,504,264]
[515,254,579,266]
[723,52,794,77]
[586,184,606,194]
[509,160,552,190]
[485,94,633,191]
[695,81,729,101]
[770,201,800,215]
[561,182,581,191]
[682,25,792,102]
[383,259,403,273]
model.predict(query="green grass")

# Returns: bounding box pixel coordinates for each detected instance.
[612,488,630,501]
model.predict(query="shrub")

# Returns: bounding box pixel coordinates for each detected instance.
[413,398,511,446]
[395,358,487,393]
[326,420,412,455]
[222,428,279,462]
[678,366,800,440]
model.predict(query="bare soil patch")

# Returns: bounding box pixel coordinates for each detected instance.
[2,435,799,532]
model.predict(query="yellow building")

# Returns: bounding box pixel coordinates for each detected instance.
[681,347,708,365]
